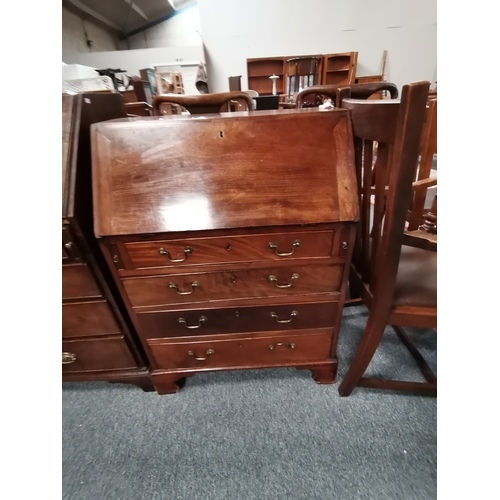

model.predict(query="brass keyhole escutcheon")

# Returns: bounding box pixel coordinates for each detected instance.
[231,276,237,283]
[226,243,231,251]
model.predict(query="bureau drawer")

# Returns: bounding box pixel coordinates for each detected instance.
[62,264,102,300]
[123,264,343,308]
[62,300,121,338]
[138,301,339,339]
[124,230,334,269]
[62,336,137,372]
[147,330,332,370]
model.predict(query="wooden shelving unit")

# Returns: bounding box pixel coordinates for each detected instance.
[247,57,285,95]
[247,52,358,96]
[322,52,358,86]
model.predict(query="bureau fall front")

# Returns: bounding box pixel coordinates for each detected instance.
[91,108,359,394]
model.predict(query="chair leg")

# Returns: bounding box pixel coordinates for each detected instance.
[338,315,387,397]
[344,268,364,307]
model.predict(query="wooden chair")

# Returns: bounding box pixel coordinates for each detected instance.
[295,82,399,109]
[404,99,437,251]
[337,81,437,396]
[152,92,254,116]
[285,55,323,101]
[125,102,153,117]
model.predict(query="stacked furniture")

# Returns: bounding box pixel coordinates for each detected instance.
[62,93,152,390]
[91,108,360,394]
[247,52,358,98]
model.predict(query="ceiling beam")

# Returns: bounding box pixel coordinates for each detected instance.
[119,3,195,39]
[66,0,122,31]
[123,0,149,21]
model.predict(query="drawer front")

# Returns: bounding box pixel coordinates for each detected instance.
[62,301,121,338]
[62,264,102,300]
[62,337,137,372]
[148,330,332,370]
[123,264,343,308]
[138,301,339,339]
[124,230,334,269]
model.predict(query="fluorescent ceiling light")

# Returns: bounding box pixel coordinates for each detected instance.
[168,0,196,10]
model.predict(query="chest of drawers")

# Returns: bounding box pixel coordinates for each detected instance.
[91,108,359,394]
[62,93,152,390]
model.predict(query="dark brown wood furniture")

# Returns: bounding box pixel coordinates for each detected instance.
[91,108,360,395]
[247,57,287,96]
[125,101,153,117]
[295,82,399,109]
[406,99,437,248]
[62,93,152,390]
[285,55,323,99]
[152,91,254,116]
[321,52,358,86]
[247,53,358,98]
[336,81,437,396]
[354,50,388,99]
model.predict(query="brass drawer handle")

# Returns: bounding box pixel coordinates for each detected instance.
[62,352,77,364]
[268,273,299,288]
[188,349,214,361]
[268,239,301,257]
[168,281,200,295]
[269,343,296,350]
[178,316,207,329]
[158,246,193,262]
[270,311,298,323]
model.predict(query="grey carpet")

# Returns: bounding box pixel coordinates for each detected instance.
[62,305,437,500]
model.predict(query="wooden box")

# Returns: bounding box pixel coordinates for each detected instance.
[91,108,359,394]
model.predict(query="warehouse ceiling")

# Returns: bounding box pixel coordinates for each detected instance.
[63,0,196,38]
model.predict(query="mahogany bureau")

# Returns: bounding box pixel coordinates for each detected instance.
[91,108,359,394]
[62,93,152,390]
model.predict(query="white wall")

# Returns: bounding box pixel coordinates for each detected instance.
[122,5,202,50]
[62,46,205,76]
[197,0,437,93]
[62,6,119,59]
[62,46,206,94]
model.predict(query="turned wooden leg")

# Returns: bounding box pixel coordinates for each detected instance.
[298,363,337,384]
[338,314,386,397]
[151,373,191,395]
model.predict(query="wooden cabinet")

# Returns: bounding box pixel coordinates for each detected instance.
[247,52,358,96]
[247,57,286,95]
[91,108,359,394]
[62,93,152,390]
[322,52,358,85]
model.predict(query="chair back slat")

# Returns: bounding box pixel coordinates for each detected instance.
[152,91,254,116]
[407,99,437,230]
[295,82,399,108]
[341,81,430,299]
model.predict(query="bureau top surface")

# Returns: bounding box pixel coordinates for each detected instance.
[91,108,359,237]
